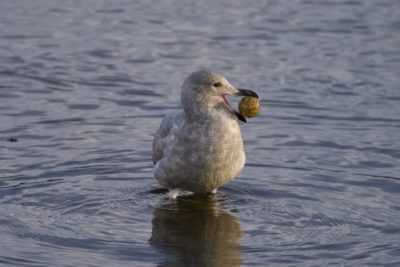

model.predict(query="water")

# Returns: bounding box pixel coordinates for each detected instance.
[1,0,400,266]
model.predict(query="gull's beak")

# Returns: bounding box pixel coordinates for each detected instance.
[234,110,247,123]
[233,89,258,123]
[234,89,259,98]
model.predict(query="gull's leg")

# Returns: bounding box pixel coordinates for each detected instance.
[168,189,180,199]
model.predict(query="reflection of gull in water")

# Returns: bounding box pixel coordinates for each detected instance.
[152,70,258,199]
[149,195,243,267]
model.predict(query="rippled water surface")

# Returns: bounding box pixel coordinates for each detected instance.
[1,0,400,266]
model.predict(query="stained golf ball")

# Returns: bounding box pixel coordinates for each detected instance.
[238,96,260,118]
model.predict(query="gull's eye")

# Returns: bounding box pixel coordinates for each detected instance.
[213,82,222,87]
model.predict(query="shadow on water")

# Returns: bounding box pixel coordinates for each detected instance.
[149,194,243,267]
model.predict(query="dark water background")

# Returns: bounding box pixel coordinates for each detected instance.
[1,0,400,266]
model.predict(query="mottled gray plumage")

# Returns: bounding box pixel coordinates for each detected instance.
[152,70,257,199]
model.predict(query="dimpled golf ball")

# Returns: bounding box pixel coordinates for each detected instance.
[238,96,260,118]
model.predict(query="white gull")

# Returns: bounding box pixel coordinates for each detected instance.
[152,70,258,199]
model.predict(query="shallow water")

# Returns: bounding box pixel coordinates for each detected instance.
[1,0,400,266]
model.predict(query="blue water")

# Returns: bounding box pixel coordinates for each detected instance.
[1,0,400,266]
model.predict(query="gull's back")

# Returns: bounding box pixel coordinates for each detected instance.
[152,111,184,165]
[152,108,245,193]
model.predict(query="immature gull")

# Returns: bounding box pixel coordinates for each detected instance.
[152,70,258,199]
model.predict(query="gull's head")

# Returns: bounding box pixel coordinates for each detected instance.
[181,70,258,122]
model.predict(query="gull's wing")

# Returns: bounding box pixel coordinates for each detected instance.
[152,111,184,165]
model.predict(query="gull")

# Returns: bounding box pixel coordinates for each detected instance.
[152,70,258,199]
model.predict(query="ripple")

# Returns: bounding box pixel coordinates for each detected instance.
[67,104,99,110]
[85,49,115,59]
